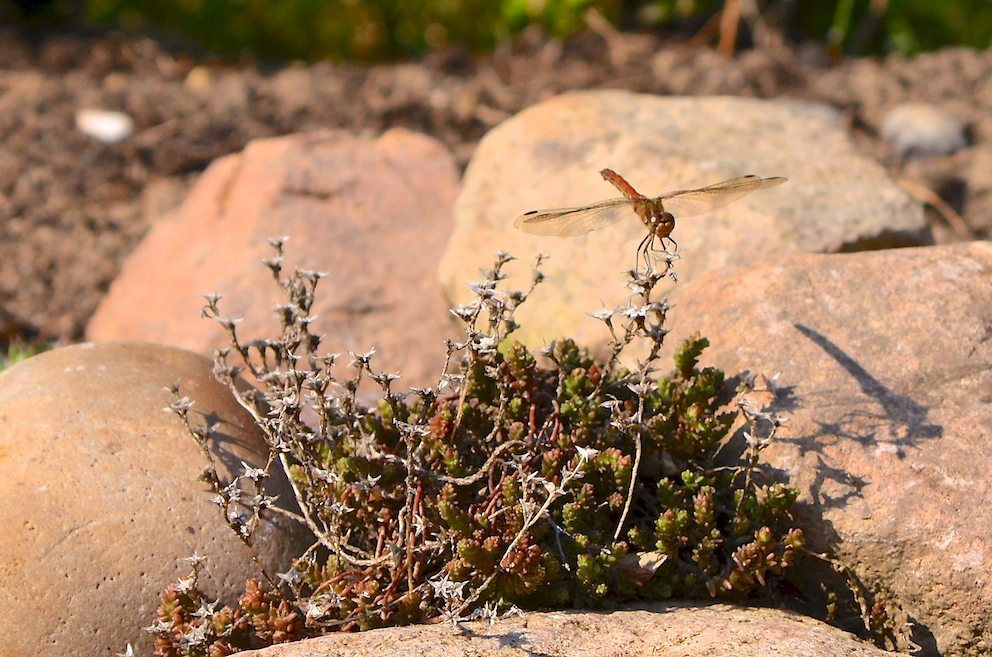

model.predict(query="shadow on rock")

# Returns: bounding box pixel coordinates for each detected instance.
[793,323,943,447]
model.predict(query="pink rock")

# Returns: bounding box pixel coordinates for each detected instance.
[241,603,905,657]
[662,242,992,656]
[0,342,314,656]
[87,128,461,391]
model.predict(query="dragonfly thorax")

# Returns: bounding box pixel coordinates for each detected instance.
[634,198,676,238]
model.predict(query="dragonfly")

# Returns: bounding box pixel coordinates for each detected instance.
[514,169,787,269]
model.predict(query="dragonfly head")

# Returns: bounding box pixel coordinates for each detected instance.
[647,210,676,239]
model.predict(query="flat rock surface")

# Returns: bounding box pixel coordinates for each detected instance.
[0,342,313,657]
[242,603,905,657]
[438,91,928,354]
[660,242,992,657]
[86,128,460,390]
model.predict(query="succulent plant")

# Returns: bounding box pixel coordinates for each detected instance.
[155,239,890,655]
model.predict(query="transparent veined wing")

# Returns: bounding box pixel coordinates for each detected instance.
[513,197,635,237]
[658,175,787,218]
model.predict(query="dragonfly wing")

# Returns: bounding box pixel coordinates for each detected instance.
[513,198,634,237]
[659,175,786,218]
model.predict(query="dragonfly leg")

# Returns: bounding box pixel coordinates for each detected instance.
[635,235,680,276]
[636,232,654,272]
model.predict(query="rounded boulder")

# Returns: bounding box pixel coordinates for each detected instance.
[0,342,313,656]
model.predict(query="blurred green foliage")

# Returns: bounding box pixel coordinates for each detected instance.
[8,0,992,61]
[637,0,992,55]
[80,0,620,60]
[0,340,52,371]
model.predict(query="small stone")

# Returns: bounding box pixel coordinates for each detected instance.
[880,102,967,160]
[75,108,134,143]
[184,64,213,94]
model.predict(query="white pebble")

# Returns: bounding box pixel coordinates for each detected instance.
[75,108,134,143]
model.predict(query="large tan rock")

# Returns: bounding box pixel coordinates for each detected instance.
[242,603,905,657]
[660,242,992,657]
[0,342,313,657]
[87,128,461,390]
[438,91,930,354]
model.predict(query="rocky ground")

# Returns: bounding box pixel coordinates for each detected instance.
[1,25,990,346]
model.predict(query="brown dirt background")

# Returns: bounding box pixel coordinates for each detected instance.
[2,25,990,346]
